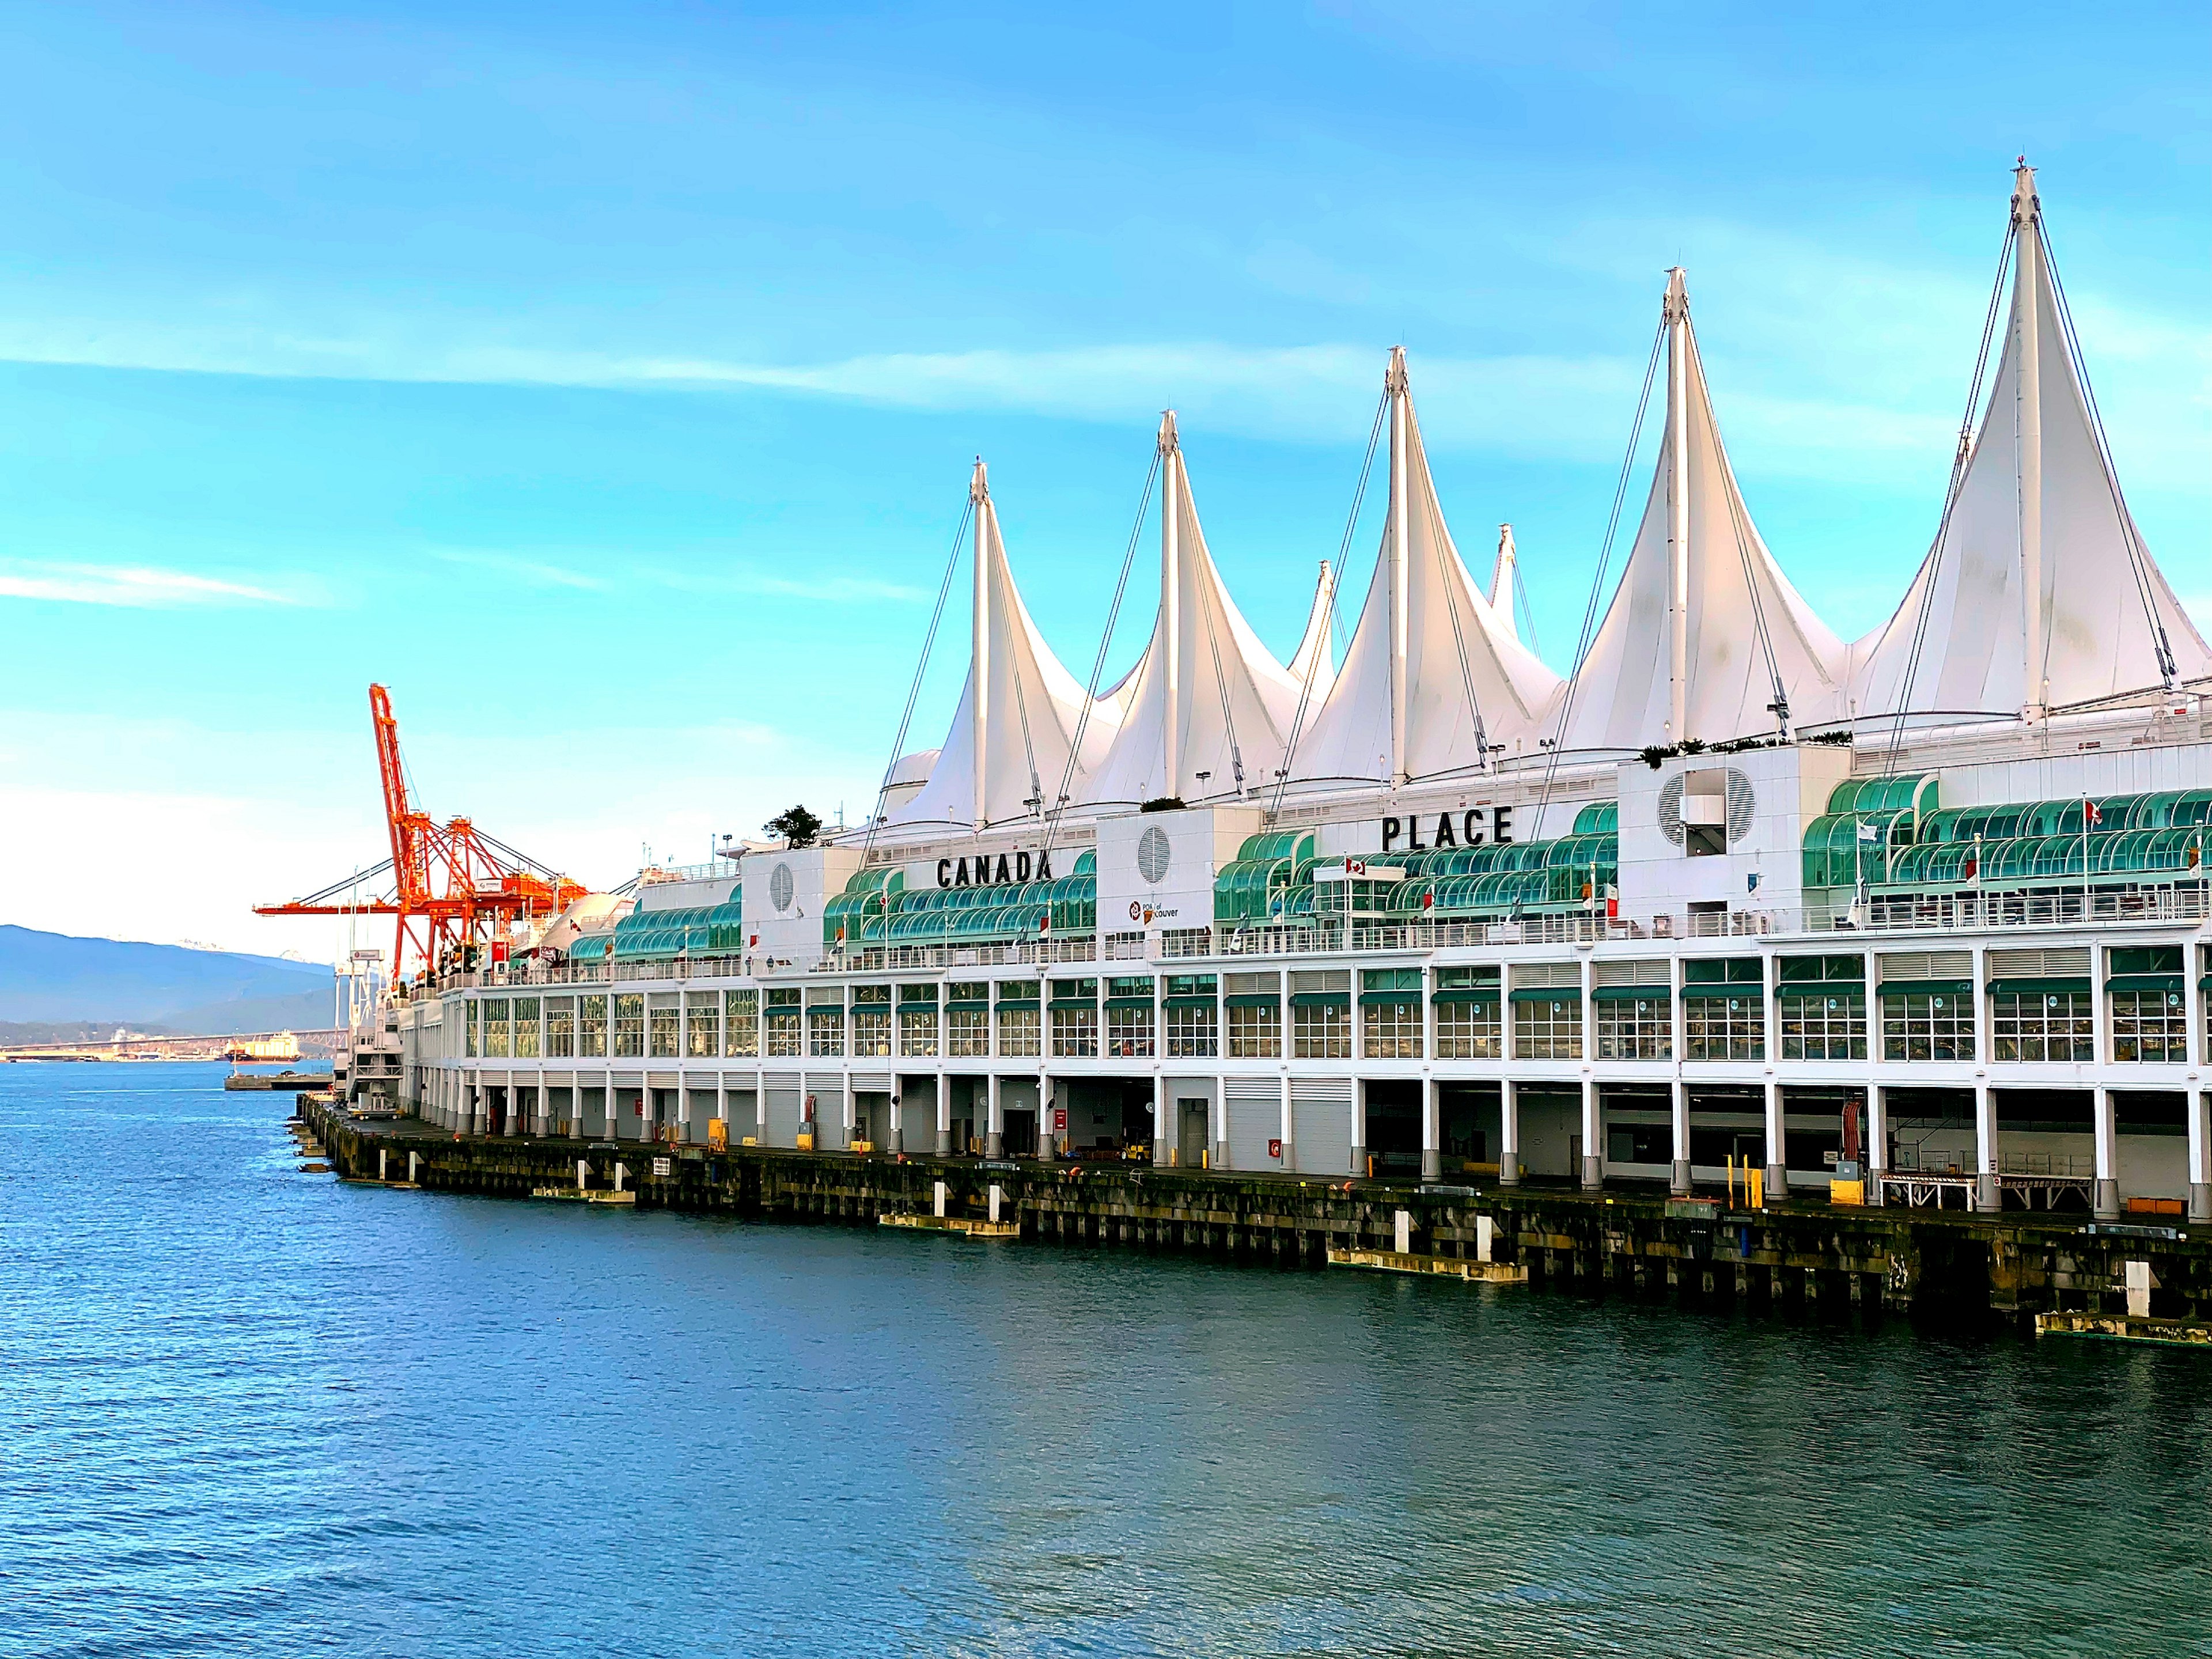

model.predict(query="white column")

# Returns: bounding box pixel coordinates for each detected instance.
[1211,1081,1229,1173]
[2093,1085,2120,1220]
[1763,1077,1786,1198]
[986,1073,1005,1159]
[1868,1083,1889,1206]
[2013,165,2047,715]
[1499,1079,1520,1187]
[1664,267,1690,743]
[2190,1089,2210,1224]
[1421,1073,1441,1184]
[1154,1072,1172,1166]
[1580,1075,1601,1191]
[1278,1069,1294,1171]
[1670,1075,1691,1196]
[935,1074,952,1157]
[1974,1079,2000,1213]
[1385,349,1410,783]
[1038,1068,1054,1160]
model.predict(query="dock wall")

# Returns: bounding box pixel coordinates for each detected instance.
[301,1101,2212,1327]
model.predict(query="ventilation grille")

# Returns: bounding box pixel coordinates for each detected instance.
[1290,969,1351,994]
[1595,960,1669,987]
[1878,949,1972,982]
[1987,947,2089,979]
[1512,961,1583,990]
[1224,972,1279,996]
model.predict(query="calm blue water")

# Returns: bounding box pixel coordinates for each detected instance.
[4,1062,2210,1658]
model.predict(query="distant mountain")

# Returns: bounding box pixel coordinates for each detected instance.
[0,926,334,1031]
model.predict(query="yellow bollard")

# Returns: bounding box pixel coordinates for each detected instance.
[1749,1167,1765,1209]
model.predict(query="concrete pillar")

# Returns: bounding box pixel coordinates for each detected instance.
[1763,1078,1786,1198]
[887,1084,906,1154]
[2190,1090,2210,1224]
[1580,1076,1602,1191]
[1350,1078,1367,1179]
[1868,1082,1889,1207]
[1421,1074,1441,1183]
[935,1073,953,1157]
[1499,1080,1520,1187]
[1154,1073,1172,1167]
[1039,1070,1055,1159]
[1974,1080,2000,1213]
[1278,1071,1294,1171]
[1669,1077,1691,1195]
[2093,1086,2120,1220]
[985,1073,1005,1159]
[1212,1083,1229,1173]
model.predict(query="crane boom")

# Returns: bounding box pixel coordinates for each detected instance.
[256,685,588,980]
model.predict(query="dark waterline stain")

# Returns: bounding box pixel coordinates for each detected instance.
[4,1065,2210,1658]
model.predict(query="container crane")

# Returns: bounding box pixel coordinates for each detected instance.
[256,684,588,979]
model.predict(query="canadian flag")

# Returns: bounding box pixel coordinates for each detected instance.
[2083,799,2104,830]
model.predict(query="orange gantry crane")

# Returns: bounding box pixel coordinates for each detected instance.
[256,684,588,980]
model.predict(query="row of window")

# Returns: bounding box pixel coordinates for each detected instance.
[459,986,2201,1066]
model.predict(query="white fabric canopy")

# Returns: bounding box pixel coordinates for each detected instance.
[1288,350,1560,786]
[1082,414,1312,806]
[891,463,1119,828]
[1549,271,1844,754]
[1488,524,1521,644]
[1849,169,2210,721]
[1287,559,1337,698]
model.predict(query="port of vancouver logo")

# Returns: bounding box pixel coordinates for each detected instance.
[1380,808,1514,853]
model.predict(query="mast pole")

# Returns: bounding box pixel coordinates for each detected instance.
[1159,411,1181,800]
[970,459,991,829]
[1664,270,1691,745]
[1387,347,1410,785]
[2012,162,2046,719]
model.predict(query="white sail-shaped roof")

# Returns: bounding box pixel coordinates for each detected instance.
[1082,414,1311,807]
[1289,560,1337,695]
[1550,271,1844,755]
[1287,350,1560,787]
[891,462,1118,828]
[1488,524,1520,643]
[1849,168,2210,722]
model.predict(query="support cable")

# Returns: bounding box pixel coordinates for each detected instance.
[1529,319,1665,840]
[1040,447,1162,863]
[1267,388,1389,821]
[858,496,974,877]
[1877,223,2014,776]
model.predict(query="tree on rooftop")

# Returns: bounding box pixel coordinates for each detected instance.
[765,805,823,849]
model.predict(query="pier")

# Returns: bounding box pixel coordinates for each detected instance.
[298,1097,2212,1327]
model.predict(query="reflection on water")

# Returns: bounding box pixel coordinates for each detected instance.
[4,1064,2208,1658]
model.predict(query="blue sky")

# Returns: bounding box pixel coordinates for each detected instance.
[0,1,2204,956]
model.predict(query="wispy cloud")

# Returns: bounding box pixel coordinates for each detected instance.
[431,547,609,590]
[0,561,295,608]
[430,546,925,604]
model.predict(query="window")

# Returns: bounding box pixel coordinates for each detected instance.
[722,991,757,1058]
[1512,995,1582,1060]
[546,997,577,1059]
[998,1006,1041,1058]
[808,1006,846,1057]
[852,1007,892,1058]
[612,994,645,1058]
[1881,991,1974,1062]
[686,997,718,1058]
[1165,1003,1217,1058]
[1595,994,1671,1060]
[1361,1001,1421,1060]
[1779,991,1866,1060]
[647,995,680,1059]
[900,1006,940,1057]
[512,997,541,1059]
[947,1007,988,1057]
[2111,990,2187,1063]
[1993,991,2092,1062]
[1227,1001,1281,1059]
[1105,986,1154,1058]
[1292,1002,1351,1060]
[580,994,608,1058]
[484,998,511,1058]
[1433,999,1501,1060]
[764,990,801,1058]
[465,1000,479,1057]
[1682,993,1763,1062]
[1051,1005,1097,1058]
